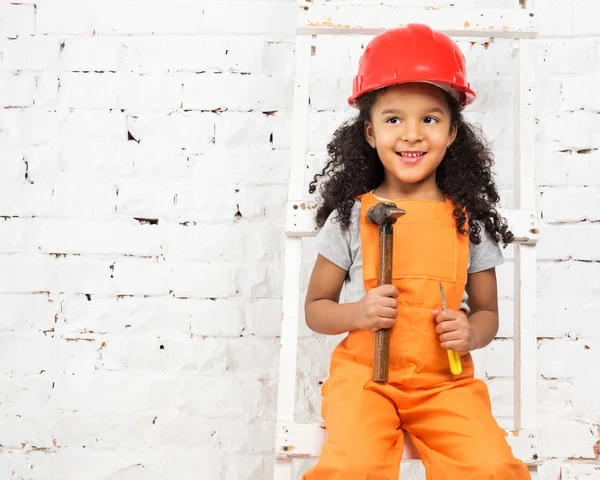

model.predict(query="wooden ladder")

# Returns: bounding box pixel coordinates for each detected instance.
[274,2,540,478]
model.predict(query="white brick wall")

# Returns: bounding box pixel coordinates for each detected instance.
[0,0,598,478]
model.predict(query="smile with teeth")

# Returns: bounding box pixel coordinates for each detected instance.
[398,152,426,157]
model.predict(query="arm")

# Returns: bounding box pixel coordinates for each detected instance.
[433,267,500,355]
[305,254,399,336]
[304,254,356,335]
[464,266,500,350]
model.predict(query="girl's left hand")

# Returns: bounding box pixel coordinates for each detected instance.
[432,308,476,356]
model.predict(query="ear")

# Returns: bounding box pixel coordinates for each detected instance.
[447,122,458,147]
[364,121,375,148]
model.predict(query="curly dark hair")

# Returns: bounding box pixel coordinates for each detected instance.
[308,88,513,246]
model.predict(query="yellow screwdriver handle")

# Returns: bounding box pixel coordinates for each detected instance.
[448,349,462,375]
[439,282,463,375]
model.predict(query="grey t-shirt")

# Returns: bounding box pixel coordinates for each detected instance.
[315,200,504,312]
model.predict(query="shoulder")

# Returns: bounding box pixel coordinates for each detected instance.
[468,220,504,273]
[315,200,361,271]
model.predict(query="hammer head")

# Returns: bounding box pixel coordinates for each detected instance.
[367,202,406,226]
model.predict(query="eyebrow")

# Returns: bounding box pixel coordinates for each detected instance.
[380,107,446,116]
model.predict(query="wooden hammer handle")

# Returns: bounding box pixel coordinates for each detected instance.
[373,224,393,383]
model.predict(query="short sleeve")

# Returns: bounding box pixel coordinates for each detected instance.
[468,224,505,274]
[315,209,353,271]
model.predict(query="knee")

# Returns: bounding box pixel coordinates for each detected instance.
[315,441,399,480]
[335,461,395,480]
[468,454,530,479]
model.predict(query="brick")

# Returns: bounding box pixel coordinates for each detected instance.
[178,373,277,418]
[60,295,191,334]
[0,375,55,415]
[183,72,292,112]
[0,3,35,38]
[201,2,294,35]
[573,0,600,36]
[39,219,162,256]
[51,142,135,181]
[127,111,215,154]
[49,371,179,413]
[561,75,600,112]
[171,262,235,299]
[0,71,35,107]
[0,255,56,293]
[101,336,228,373]
[123,36,264,74]
[190,299,244,337]
[213,112,276,148]
[2,36,60,71]
[561,464,600,478]
[115,180,177,219]
[234,262,283,298]
[61,37,126,71]
[0,183,53,217]
[225,337,280,372]
[246,298,283,337]
[537,2,574,36]
[542,420,598,458]
[539,186,600,223]
[538,338,593,379]
[58,72,182,110]
[59,109,127,143]
[173,185,238,224]
[0,334,97,375]
[0,147,26,182]
[537,223,600,261]
[471,338,514,378]
[51,181,118,219]
[545,39,600,75]
[0,217,41,253]
[0,293,57,331]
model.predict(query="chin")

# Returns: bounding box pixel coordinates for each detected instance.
[393,170,432,185]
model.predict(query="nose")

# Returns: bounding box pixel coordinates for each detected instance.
[401,120,423,144]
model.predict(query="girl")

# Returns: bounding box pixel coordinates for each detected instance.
[302,24,530,480]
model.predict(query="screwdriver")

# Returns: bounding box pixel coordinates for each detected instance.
[439,282,463,375]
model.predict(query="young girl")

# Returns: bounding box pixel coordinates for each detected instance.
[302,24,530,480]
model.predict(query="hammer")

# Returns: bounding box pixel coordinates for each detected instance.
[367,202,406,383]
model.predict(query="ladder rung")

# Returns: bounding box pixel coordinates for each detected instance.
[285,200,540,245]
[276,421,541,463]
[297,5,537,38]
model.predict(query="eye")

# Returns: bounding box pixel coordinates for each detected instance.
[386,117,401,124]
[423,116,439,124]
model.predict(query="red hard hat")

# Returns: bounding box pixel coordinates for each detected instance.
[348,24,476,110]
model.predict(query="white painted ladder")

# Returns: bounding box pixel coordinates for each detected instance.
[275,2,540,478]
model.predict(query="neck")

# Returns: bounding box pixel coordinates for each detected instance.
[374,175,445,202]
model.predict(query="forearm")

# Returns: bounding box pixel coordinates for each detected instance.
[468,309,499,350]
[305,299,358,335]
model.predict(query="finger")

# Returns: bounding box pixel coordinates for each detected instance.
[376,316,396,329]
[435,320,460,334]
[378,306,398,319]
[431,308,442,318]
[381,296,398,309]
[434,309,461,323]
[377,284,399,298]
[438,331,463,343]
[440,340,467,352]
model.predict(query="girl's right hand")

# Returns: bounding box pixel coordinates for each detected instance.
[351,285,399,332]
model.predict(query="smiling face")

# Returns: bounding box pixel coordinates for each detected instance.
[364,82,457,197]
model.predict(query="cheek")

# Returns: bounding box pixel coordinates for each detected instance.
[430,129,452,146]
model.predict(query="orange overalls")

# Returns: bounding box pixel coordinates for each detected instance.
[303,193,530,480]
